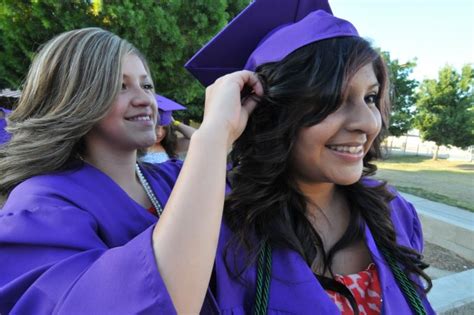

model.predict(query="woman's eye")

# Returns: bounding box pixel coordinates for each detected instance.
[143,83,154,90]
[121,83,127,90]
[365,94,377,105]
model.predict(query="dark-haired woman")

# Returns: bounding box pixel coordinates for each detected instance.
[143,122,196,164]
[185,2,434,314]
[142,94,197,164]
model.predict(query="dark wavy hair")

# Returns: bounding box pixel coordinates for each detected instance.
[161,125,179,159]
[223,36,431,311]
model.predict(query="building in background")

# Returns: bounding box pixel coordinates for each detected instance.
[384,130,473,162]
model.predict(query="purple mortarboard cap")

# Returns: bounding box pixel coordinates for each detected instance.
[185,0,359,87]
[0,107,11,145]
[0,107,11,115]
[155,94,186,126]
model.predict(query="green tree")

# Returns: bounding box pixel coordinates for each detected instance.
[225,0,251,19]
[0,27,8,89]
[381,51,418,137]
[0,1,100,88]
[164,0,249,122]
[0,0,249,121]
[415,64,474,159]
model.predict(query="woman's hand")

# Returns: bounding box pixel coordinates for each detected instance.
[200,70,264,148]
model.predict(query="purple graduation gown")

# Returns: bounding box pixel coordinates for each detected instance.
[0,159,434,314]
[0,161,185,314]
[0,107,11,145]
[213,185,435,314]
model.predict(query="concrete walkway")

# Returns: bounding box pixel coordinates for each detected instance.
[428,269,474,314]
[402,193,474,232]
[401,193,474,314]
[401,192,474,261]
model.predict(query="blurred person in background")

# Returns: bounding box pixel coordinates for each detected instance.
[142,94,196,164]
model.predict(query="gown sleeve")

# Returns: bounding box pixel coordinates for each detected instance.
[0,206,176,315]
[0,162,183,314]
[389,190,425,254]
[407,199,424,254]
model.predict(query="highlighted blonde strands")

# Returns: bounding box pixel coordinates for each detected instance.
[0,28,150,194]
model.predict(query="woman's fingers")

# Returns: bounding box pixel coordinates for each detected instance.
[201,70,264,145]
[240,93,258,117]
[238,70,264,98]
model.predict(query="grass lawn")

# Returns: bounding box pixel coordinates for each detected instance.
[374,155,474,212]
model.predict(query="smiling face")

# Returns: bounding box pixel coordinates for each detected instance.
[155,125,167,143]
[85,54,158,154]
[290,63,382,186]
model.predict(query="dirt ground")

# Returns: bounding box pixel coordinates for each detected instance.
[422,242,474,314]
[424,241,474,273]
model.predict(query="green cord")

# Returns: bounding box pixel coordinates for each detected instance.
[380,248,427,315]
[254,242,427,315]
[253,242,272,315]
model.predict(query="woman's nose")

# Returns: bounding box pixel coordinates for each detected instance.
[131,88,153,107]
[345,101,382,135]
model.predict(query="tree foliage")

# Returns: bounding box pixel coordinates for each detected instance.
[0,1,100,89]
[380,51,418,137]
[0,0,250,121]
[415,64,474,150]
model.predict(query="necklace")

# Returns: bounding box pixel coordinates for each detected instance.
[135,163,163,216]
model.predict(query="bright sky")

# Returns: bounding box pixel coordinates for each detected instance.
[330,0,474,81]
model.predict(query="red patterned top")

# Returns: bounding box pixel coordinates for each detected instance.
[326,263,382,315]
[148,206,157,216]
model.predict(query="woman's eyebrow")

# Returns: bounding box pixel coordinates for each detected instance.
[122,74,150,79]
[368,83,380,89]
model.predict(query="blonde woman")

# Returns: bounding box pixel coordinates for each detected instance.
[0,28,262,314]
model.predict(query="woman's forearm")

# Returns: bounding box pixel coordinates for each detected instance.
[152,70,262,313]
[175,122,196,139]
[152,125,228,313]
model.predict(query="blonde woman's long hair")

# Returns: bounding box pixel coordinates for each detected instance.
[0,27,150,194]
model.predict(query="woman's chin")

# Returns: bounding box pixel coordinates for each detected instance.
[337,178,360,186]
[333,173,362,186]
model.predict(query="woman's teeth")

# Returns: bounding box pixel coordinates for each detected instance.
[128,115,150,121]
[327,145,363,154]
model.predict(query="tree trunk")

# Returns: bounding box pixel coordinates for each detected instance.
[432,145,440,160]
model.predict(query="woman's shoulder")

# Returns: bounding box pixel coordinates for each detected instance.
[2,164,93,212]
[363,176,417,216]
[361,177,423,250]
[13,163,88,191]
[361,177,413,210]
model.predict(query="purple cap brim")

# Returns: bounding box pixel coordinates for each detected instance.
[155,94,186,126]
[0,107,11,114]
